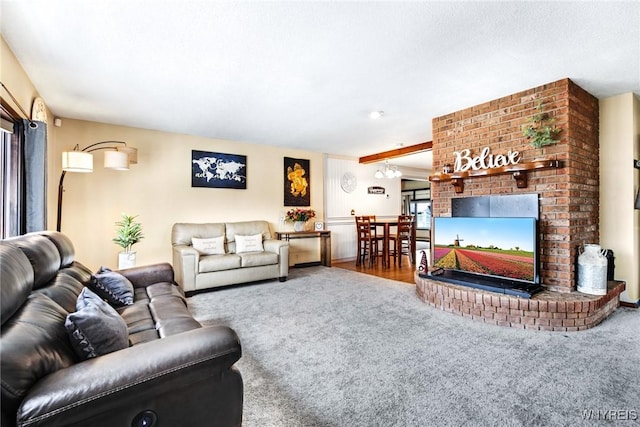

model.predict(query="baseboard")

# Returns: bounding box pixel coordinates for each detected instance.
[620,300,639,308]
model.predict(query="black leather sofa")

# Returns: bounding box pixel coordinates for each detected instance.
[1,231,243,427]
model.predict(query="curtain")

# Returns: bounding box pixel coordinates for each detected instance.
[21,119,47,232]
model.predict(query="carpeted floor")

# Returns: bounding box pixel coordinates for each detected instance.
[187,266,640,427]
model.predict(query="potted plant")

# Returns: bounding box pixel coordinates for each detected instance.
[285,208,316,231]
[522,101,561,159]
[113,213,144,269]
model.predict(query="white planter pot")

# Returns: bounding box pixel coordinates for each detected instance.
[293,221,306,232]
[118,251,136,270]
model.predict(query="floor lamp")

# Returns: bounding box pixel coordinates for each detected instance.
[57,141,138,231]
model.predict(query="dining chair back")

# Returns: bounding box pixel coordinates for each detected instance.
[355,216,384,267]
[389,214,415,266]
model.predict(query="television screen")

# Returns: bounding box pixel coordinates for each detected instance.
[432,217,537,284]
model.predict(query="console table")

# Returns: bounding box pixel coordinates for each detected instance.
[276,230,332,267]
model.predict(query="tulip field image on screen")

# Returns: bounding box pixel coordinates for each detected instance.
[433,217,536,282]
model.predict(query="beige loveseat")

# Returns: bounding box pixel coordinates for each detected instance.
[171,221,289,293]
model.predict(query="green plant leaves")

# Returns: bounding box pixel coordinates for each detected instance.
[522,101,561,150]
[112,213,144,253]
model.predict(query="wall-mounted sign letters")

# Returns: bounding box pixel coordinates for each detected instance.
[368,186,385,195]
[453,147,521,173]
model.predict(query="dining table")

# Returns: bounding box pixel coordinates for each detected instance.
[370,218,416,267]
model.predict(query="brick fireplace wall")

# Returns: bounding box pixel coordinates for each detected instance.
[431,79,599,292]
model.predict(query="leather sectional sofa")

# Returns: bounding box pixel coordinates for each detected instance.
[1,231,243,427]
[171,220,289,293]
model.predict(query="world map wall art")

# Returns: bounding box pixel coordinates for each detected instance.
[191,150,247,189]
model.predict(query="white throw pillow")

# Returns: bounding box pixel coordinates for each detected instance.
[192,236,226,255]
[235,233,264,253]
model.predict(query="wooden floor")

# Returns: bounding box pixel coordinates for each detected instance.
[333,256,416,285]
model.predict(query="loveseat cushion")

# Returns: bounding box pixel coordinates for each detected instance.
[225,221,271,243]
[59,261,94,286]
[34,273,85,313]
[199,254,242,273]
[118,303,155,340]
[172,223,226,246]
[6,235,61,289]
[238,251,278,267]
[118,282,200,345]
[1,293,76,416]
[39,231,76,268]
[0,242,33,325]
[65,288,129,360]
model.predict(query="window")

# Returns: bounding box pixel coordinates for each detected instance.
[401,186,431,230]
[409,200,431,230]
[1,106,22,238]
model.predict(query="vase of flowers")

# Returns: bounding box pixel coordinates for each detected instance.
[285,208,316,232]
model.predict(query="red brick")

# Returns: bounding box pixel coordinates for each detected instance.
[538,300,548,312]
[535,318,550,326]
[483,295,492,306]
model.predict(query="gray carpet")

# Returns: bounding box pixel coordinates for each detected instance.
[187,267,640,427]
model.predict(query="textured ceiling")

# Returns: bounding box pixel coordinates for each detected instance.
[2,1,639,170]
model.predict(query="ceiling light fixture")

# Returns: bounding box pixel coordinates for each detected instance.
[374,160,402,179]
[369,110,384,119]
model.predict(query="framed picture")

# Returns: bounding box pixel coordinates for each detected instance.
[284,157,310,206]
[192,150,247,189]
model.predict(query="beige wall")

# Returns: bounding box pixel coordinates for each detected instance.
[599,92,640,304]
[1,38,40,118]
[49,119,324,270]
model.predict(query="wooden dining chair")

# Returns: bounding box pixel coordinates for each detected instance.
[355,216,384,267]
[388,215,414,267]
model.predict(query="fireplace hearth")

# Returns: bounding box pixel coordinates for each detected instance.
[415,274,625,331]
[426,269,544,299]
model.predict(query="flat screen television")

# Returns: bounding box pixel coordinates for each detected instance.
[432,217,538,286]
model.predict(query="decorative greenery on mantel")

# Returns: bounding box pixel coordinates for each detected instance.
[522,101,561,154]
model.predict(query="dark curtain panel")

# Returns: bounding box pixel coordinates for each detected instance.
[21,119,47,232]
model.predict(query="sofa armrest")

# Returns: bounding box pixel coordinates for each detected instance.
[118,262,175,288]
[18,326,242,427]
[263,239,289,279]
[263,238,288,253]
[172,245,200,292]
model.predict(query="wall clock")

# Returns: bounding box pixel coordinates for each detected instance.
[340,172,357,193]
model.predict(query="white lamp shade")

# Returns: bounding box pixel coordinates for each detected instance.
[104,150,129,170]
[119,146,138,164]
[62,151,93,172]
[374,169,384,179]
